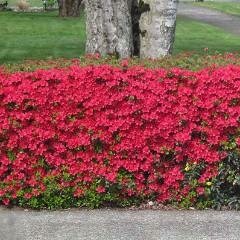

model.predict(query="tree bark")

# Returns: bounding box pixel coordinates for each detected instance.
[58,0,82,17]
[85,0,133,58]
[139,0,178,58]
[85,0,178,59]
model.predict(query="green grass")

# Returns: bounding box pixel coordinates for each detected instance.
[174,16,240,54]
[1,12,240,64]
[0,11,86,64]
[192,1,240,16]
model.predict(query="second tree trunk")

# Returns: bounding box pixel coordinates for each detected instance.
[139,0,178,58]
[58,0,82,17]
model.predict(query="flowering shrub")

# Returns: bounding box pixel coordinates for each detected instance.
[0,63,240,209]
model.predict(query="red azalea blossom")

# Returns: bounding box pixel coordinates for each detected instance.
[236,138,240,147]
[96,186,106,193]
[196,187,205,195]
[2,199,10,205]
[121,59,129,68]
[74,188,84,197]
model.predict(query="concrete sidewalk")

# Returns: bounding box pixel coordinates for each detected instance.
[1,208,240,240]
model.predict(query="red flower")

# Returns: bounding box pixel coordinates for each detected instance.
[74,188,84,197]
[196,187,205,196]
[121,59,129,68]
[96,186,106,194]
[2,199,10,205]
[236,138,240,147]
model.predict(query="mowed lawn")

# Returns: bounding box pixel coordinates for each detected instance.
[192,1,240,16]
[0,11,86,64]
[1,11,240,64]
[174,16,240,54]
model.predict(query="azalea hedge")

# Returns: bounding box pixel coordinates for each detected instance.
[1,62,240,209]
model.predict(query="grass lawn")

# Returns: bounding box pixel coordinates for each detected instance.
[174,16,240,54]
[192,1,240,16]
[1,12,240,64]
[0,11,86,64]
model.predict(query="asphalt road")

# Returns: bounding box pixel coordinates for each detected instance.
[178,2,240,36]
[1,208,240,240]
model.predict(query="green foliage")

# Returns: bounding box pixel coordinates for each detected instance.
[45,0,56,8]
[178,162,211,209]
[13,172,141,210]
[210,151,240,210]
[0,1,8,11]
[7,150,16,162]
[17,176,76,210]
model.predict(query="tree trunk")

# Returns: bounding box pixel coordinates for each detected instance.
[85,0,133,58]
[58,0,82,17]
[139,0,178,58]
[85,0,178,59]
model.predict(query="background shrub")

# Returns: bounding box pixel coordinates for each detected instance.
[16,0,29,11]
